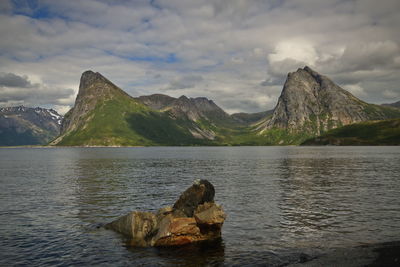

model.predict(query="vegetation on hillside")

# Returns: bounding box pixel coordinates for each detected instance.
[301,119,400,145]
[55,93,209,146]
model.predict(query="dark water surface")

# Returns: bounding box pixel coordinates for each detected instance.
[1,147,399,266]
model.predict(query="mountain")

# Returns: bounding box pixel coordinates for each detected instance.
[51,71,215,146]
[136,94,235,124]
[255,66,400,144]
[50,68,400,147]
[138,93,273,127]
[382,101,400,109]
[301,118,400,145]
[0,106,62,146]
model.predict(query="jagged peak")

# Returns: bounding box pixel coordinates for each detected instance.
[81,70,103,81]
[148,93,172,98]
[303,65,314,73]
[286,66,330,88]
[178,95,189,101]
[302,66,324,81]
[79,70,109,90]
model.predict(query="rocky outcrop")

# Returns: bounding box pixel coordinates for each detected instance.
[105,179,226,247]
[260,66,399,135]
[0,106,62,146]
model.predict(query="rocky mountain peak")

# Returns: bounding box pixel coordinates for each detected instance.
[80,70,105,90]
[77,70,121,98]
[262,66,388,135]
[57,70,131,137]
[178,95,189,100]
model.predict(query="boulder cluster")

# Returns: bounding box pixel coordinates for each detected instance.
[105,179,226,247]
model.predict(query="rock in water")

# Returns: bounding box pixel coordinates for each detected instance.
[172,179,215,217]
[105,180,226,247]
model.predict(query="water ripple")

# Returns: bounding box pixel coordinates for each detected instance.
[1,146,400,265]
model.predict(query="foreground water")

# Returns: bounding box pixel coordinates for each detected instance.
[0,146,399,266]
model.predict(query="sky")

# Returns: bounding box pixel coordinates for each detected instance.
[0,0,399,115]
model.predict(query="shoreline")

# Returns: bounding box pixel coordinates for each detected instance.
[1,144,399,149]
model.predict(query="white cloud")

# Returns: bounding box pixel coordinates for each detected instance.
[269,40,318,66]
[383,89,399,99]
[343,83,366,98]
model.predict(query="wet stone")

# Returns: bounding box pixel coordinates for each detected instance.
[105,179,225,247]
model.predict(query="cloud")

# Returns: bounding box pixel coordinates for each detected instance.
[0,72,32,88]
[269,40,318,66]
[0,0,11,14]
[338,41,400,72]
[383,89,399,99]
[343,83,366,98]
[0,0,400,114]
[166,75,204,90]
[0,72,74,113]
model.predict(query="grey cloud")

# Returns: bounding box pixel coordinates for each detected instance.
[338,41,400,72]
[0,0,12,14]
[0,72,32,88]
[0,72,75,111]
[166,75,204,90]
[0,85,74,105]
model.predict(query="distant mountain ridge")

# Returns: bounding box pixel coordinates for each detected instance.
[382,101,400,109]
[2,67,399,146]
[0,106,62,146]
[53,68,400,146]
[136,94,236,125]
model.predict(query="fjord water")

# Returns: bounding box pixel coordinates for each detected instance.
[1,147,399,266]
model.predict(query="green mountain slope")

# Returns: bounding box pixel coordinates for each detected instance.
[301,119,400,145]
[52,71,207,146]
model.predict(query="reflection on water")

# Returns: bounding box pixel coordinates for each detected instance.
[1,147,400,266]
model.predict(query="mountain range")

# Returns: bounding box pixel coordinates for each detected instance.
[0,106,62,146]
[1,67,400,146]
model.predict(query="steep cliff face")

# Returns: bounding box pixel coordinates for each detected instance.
[59,70,132,136]
[0,106,62,145]
[261,66,399,135]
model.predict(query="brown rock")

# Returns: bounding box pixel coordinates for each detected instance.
[105,179,226,247]
[194,202,226,226]
[154,217,202,246]
[104,211,157,247]
[173,179,215,217]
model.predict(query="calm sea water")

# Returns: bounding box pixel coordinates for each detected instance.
[1,146,400,266]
